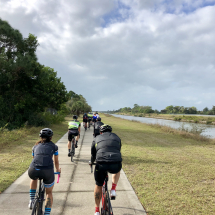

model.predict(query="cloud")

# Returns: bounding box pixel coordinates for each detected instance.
[1,0,215,111]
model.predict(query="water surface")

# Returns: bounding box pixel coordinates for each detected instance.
[111,114,215,139]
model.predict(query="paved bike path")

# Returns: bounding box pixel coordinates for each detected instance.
[0,125,146,215]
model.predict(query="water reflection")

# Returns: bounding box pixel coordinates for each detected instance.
[111,114,215,139]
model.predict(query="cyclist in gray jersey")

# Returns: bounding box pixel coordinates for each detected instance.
[91,124,122,215]
[93,117,104,137]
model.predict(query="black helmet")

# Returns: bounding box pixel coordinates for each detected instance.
[97,117,101,121]
[39,128,53,137]
[100,124,112,133]
[73,115,78,119]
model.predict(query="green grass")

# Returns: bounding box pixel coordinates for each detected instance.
[0,116,73,193]
[101,113,215,215]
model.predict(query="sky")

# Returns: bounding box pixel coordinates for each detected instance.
[1,0,215,111]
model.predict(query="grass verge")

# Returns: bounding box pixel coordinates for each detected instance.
[101,113,215,215]
[0,116,73,193]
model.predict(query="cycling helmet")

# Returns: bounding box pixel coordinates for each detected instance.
[39,128,53,137]
[73,115,78,119]
[99,124,112,133]
[97,117,101,121]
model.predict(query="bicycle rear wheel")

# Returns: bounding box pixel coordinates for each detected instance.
[31,198,39,215]
[71,138,75,162]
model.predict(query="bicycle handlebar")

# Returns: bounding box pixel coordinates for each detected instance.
[54,172,60,183]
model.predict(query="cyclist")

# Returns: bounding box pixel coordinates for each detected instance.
[88,112,93,128]
[28,128,61,215]
[92,113,97,124]
[93,117,104,137]
[68,115,81,157]
[96,112,99,118]
[91,124,122,215]
[83,113,88,130]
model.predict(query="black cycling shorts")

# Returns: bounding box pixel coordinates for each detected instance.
[88,118,92,122]
[92,118,97,122]
[68,129,79,141]
[28,167,54,188]
[83,119,88,123]
[94,162,122,186]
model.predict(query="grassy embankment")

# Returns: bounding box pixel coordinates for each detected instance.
[101,113,215,215]
[116,112,215,125]
[0,116,73,193]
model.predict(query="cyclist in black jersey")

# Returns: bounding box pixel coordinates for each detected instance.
[83,113,88,129]
[28,128,61,215]
[91,125,122,215]
[93,117,104,137]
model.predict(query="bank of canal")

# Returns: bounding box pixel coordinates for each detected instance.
[112,114,215,138]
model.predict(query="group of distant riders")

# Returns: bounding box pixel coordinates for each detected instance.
[27,112,122,215]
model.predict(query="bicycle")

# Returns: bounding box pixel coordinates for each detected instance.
[70,135,76,162]
[89,162,114,215]
[31,172,60,215]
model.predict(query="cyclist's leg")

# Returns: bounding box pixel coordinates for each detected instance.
[43,169,55,215]
[94,163,107,212]
[109,162,122,199]
[44,186,54,214]
[75,128,80,147]
[28,167,39,209]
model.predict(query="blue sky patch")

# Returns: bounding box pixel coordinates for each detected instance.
[162,0,215,14]
[101,0,131,28]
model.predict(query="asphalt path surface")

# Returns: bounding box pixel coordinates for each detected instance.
[0,124,146,215]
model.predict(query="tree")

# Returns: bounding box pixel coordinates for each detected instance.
[0,18,70,128]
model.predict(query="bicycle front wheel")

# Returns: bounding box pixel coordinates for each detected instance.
[31,198,39,215]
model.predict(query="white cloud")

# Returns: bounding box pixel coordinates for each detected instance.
[1,0,215,110]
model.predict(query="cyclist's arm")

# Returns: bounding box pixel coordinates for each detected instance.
[91,140,96,163]
[54,155,60,172]
[54,145,61,172]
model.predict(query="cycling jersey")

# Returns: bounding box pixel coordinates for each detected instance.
[30,142,58,169]
[68,120,81,130]
[91,132,122,163]
[83,114,88,122]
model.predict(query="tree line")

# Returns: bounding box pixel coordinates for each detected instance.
[0,18,91,129]
[109,104,215,115]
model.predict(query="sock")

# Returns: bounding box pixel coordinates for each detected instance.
[111,183,117,190]
[30,189,36,200]
[76,140,78,144]
[44,207,51,215]
[95,207,100,213]
[68,149,70,152]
